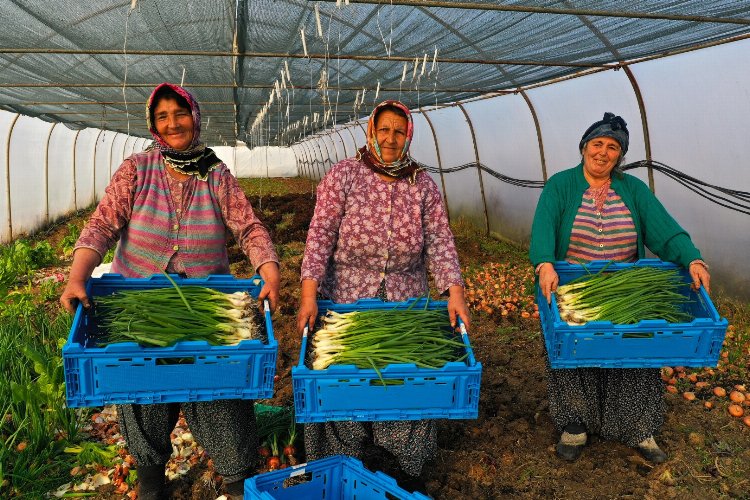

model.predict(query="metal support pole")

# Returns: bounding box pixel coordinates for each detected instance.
[72,129,82,210]
[344,125,359,153]
[319,136,335,174]
[301,141,316,180]
[108,132,118,179]
[419,108,451,221]
[312,139,326,179]
[93,129,105,204]
[291,145,300,177]
[518,90,548,182]
[456,103,490,235]
[334,128,349,159]
[622,65,655,192]
[5,114,21,241]
[44,122,59,224]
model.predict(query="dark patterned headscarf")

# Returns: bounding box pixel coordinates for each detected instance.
[579,112,629,154]
[146,82,221,181]
[357,100,422,183]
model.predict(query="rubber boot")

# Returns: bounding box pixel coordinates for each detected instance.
[637,436,667,464]
[556,423,587,461]
[136,464,166,500]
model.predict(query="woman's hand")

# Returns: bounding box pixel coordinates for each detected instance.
[297,279,319,334]
[257,261,281,312]
[689,261,711,294]
[448,285,471,331]
[60,279,90,315]
[59,247,101,314]
[538,263,559,304]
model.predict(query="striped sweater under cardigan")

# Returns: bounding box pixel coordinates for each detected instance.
[110,149,229,278]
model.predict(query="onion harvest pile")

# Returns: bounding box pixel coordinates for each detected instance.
[94,277,261,347]
[556,266,694,325]
[310,306,467,372]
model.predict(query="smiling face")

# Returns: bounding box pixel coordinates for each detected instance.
[581,136,622,186]
[375,109,408,164]
[153,97,194,151]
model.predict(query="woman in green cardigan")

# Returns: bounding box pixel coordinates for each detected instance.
[529,112,710,464]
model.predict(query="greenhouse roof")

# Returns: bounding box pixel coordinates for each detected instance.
[2,0,749,146]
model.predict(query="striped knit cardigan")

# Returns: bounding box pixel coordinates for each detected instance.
[110,149,229,278]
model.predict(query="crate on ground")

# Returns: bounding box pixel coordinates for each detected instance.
[292,298,481,423]
[244,455,431,500]
[63,274,276,408]
[537,259,727,369]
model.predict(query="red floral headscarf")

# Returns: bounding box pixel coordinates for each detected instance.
[357,100,422,183]
[146,82,220,180]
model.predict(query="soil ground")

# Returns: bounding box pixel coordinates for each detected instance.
[38,177,750,499]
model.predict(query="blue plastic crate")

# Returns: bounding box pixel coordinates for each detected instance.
[292,298,481,423]
[244,455,431,500]
[63,274,277,407]
[536,259,728,369]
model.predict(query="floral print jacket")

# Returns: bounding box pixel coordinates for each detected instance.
[301,158,463,303]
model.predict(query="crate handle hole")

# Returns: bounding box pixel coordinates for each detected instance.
[282,471,313,488]
[155,357,196,365]
[370,379,404,386]
[622,333,654,339]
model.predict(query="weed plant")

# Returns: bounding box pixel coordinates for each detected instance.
[0,284,87,497]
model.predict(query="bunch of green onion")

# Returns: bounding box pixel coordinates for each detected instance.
[94,280,261,347]
[556,266,693,325]
[310,307,467,372]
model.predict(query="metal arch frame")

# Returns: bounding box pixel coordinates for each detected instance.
[456,103,490,235]
[357,121,367,138]
[301,140,317,180]
[299,141,312,179]
[108,132,119,179]
[568,4,655,191]
[517,91,548,183]
[311,138,326,180]
[294,143,307,179]
[311,137,326,177]
[305,141,317,180]
[622,65,654,190]
[331,132,343,163]
[332,127,349,160]
[44,122,59,224]
[297,141,309,179]
[72,129,82,211]
[4,114,21,241]
[319,134,337,173]
[343,125,359,155]
[318,1,750,25]
[418,107,451,221]
[290,144,300,177]
[121,133,128,167]
[93,129,105,204]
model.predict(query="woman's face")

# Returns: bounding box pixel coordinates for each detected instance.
[582,136,621,184]
[375,109,408,164]
[153,97,194,151]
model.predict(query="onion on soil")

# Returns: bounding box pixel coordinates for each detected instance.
[728,404,744,418]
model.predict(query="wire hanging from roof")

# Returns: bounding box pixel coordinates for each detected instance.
[121,2,137,138]
[622,160,750,215]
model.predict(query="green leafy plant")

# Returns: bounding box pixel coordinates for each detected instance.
[0,240,58,294]
[58,223,82,258]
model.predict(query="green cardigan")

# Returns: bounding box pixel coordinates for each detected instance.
[529,163,702,268]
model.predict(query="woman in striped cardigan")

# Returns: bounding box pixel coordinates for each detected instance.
[60,83,280,499]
